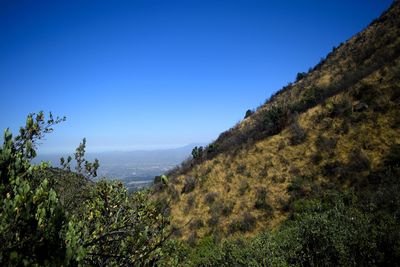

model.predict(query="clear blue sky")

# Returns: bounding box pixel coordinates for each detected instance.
[0,0,393,153]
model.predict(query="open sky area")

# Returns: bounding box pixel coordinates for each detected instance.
[0,0,394,153]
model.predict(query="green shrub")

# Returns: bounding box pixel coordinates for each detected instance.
[228,212,256,234]
[191,146,203,160]
[254,187,268,210]
[186,236,223,266]
[0,113,78,266]
[0,113,172,266]
[262,105,287,135]
[244,109,254,119]
[296,72,307,81]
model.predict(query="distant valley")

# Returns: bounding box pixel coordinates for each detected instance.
[33,144,200,191]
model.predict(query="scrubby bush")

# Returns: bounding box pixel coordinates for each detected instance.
[191,146,203,160]
[323,160,343,177]
[254,187,272,214]
[167,185,180,202]
[315,134,337,151]
[288,118,307,145]
[347,148,371,173]
[262,105,287,135]
[329,96,353,118]
[189,219,204,230]
[207,215,220,227]
[244,109,254,119]
[181,176,196,194]
[236,164,246,174]
[209,200,235,218]
[204,192,218,205]
[238,180,249,195]
[228,212,256,233]
[293,86,324,112]
[221,201,235,217]
[296,72,307,81]
[184,195,196,214]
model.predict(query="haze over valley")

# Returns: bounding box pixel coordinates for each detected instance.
[34,144,199,190]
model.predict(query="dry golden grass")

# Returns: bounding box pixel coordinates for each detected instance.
[162,58,400,240]
[155,3,400,241]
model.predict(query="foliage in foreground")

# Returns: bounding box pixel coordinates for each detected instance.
[0,112,170,266]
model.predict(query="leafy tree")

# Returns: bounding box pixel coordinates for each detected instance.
[244,109,254,119]
[0,112,78,266]
[60,138,99,179]
[296,72,307,81]
[71,182,171,266]
[0,112,172,266]
[191,146,203,160]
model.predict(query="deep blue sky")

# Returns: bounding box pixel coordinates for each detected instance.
[0,0,393,153]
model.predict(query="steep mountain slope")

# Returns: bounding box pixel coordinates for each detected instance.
[155,1,400,242]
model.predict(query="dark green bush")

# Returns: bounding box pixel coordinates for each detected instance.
[254,187,267,209]
[323,160,343,177]
[184,195,196,214]
[288,119,307,145]
[262,105,287,135]
[385,143,400,167]
[207,215,220,227]
[228,212,256,233]
[347,149,371,173]
[189,218,204,230]
[316,134,337,151]
[296,72,307,81]
[236,164,246,174]
[330,97,353,118]
[244,109,254,119]
[204,192,218,205]
[191,146,203,160]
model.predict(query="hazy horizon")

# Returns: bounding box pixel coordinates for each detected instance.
[36,142,205,155]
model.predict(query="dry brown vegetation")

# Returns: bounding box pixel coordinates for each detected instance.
[154,1,400,242]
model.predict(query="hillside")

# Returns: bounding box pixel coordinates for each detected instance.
[155,0,400,244]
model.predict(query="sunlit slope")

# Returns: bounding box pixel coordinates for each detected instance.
[154,1,400,240]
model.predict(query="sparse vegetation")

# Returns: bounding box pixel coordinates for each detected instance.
[181,176,196,194]
[238,180,249,195]
[228,212,256,233]
[288,116,307,145]
[204,192,218,205]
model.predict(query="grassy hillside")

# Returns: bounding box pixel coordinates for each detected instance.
[155,1,400,243]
